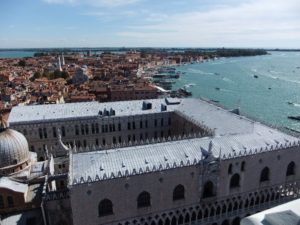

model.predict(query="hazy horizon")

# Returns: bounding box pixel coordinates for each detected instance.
[0,47,300,50]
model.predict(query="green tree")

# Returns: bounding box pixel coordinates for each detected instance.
[53,69,61,79]
[30,71,41,82]
[18,60,26,67]
[61,71,69,79]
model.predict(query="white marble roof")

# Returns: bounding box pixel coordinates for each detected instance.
[241,199,300,225]
[8,98,179,124]
[7,98,300,186]
[176,99,255,136]
[0,177,28,193]
[70,128,299,185]
[9,98,269,136]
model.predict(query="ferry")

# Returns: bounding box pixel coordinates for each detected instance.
[178,88,192,97]
[152,73,180,79]
[154,79,175,90]
[158,67,176,74]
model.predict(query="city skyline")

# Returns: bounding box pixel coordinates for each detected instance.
[0,0,300,48]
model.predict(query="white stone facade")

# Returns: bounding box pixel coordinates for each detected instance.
[69,144,300,225]
[8,98,300,225]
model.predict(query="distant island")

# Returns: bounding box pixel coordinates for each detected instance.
[28,48,269,58]
[215,48,267,57]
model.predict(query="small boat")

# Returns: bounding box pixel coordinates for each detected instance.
[287,102,294,105]
[215,87,220,91]
[288,116,300,121]
[253,75,258,78]
[184,83,195,88]
[214,72,220,75]
[268,87,272,90]
[155,79,175,90]
[178,88,192,97]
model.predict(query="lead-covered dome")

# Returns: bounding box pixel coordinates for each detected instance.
[0,118,30,169]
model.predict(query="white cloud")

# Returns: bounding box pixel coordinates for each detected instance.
[81,10,136,18]
[43,0,140,7]
[43,0,76,4]
[118,0,300,47]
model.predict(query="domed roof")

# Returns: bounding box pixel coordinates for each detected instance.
[0,118,30,169]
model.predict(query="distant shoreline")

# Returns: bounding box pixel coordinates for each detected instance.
[0,47,300,52]
[0,48,298,59]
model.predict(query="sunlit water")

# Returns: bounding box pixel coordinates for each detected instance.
[173,51,300,131]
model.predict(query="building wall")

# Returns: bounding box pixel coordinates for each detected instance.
[70,145,300,225]
[10,111,206,159]
[0,160,30,176]
[218,146,300,197]
[170,112,211,137]
[0,188,27,214]
[44,197,72,225]
[109,89,158,102]
[70,165,200,225]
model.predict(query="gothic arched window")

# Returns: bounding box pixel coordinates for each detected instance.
[228,164,233,174]
[137,191,151,208]
[7,196,14,208]
[230,174,240,188]
[286,161,295,176]
[202,181,215,198]
[173,184,185,201]
[98,199,113,217]
[0,195,4,209]
[260,167,270,182]
[241,161,246,172]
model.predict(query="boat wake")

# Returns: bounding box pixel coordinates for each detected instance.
[210,61,225,65]
[184,83,196,88]
[215,87,234,93]
[288,102,300,107]
[260,73,278,80]
[268,70,282,75]
[187,68,215,75]
[222,77,234,83]
[257,72,300,85]
[279,77,300,85]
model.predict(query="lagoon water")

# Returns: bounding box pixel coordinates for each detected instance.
[0,51,35,58]
[174,51,300,131]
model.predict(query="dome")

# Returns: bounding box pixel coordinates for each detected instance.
[0,120,30,169]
